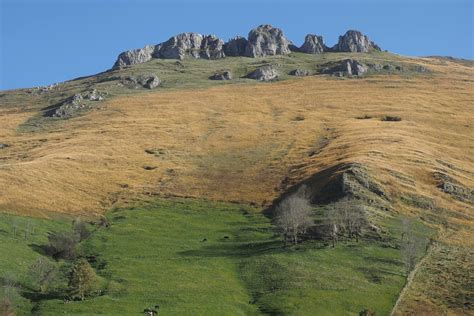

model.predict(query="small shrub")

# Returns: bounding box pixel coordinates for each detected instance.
[356,114,372,120]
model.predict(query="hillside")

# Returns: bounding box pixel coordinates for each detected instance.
[1,39,473,314]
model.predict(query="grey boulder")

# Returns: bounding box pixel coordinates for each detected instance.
[113,45,155,68]
[332,30,381,53]
[300,34,327,54]
[248,65,279,81]
[320,59,367,77]
[157,32,203,60]
[210,71,232,80]
[244,25,291,57]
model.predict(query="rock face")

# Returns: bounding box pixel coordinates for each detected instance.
[289,69,310,76]
[247,65,278,81]
[210,71,232,80]
[300,34,326,54]
[244,25,291,57]
[320,59,367,77]
[113,45,155,68]
[332,30,381,53]
[223,36,248,56]
[200,35,226,59]
[157,33,203,60]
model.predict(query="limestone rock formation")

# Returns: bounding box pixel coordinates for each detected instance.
[244,25,291,57]
[200,35,226,59]
[210,71,232,80]
[320,59,367,77]
[247,65,278,81]
[299,34,326,54]
[223,36,248,56]
[157,32,203,60]
[113,45,155,68]
[332,30,381,53]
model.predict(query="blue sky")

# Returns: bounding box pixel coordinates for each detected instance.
[1,0,472,90]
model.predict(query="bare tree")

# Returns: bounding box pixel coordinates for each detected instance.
[274,187,313,245]
[27,257,56,294]
[325,200,367,245]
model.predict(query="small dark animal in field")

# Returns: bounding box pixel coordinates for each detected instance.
[201,238,207,242]
[143,166,157,170]
[223,236,229,239]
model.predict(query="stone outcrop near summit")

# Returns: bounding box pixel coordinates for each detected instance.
[299,34,327,54]
[331,30,381,53]
[112,25,381,68]
[244,24,292,57]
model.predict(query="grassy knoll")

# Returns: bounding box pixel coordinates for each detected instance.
[0,198,432,315]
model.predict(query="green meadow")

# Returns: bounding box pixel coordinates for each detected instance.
[1,198,433,315]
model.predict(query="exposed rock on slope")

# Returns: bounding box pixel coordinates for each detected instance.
[299,34,327,54]
[210,71,232,80]
[223,36,248,56]
[49,89,106,118]
[332,30,381,53]
[121,74,161,89]
[113,45,155,68]
[244,24,291,57]
[320,59,368,77]
[247,65,279,81]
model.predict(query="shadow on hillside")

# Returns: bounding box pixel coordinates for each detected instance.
[178,239,285,258]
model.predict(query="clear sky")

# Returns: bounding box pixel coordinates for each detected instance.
[1,0,472,90]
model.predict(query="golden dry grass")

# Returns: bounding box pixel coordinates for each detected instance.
[0,56,473,314]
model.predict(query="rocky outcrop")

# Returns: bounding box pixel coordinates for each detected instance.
[50,89,106,118]
[0,143,9,149]
[434,172,473,204]
[244,25,291,57]
[113,45,155,68]
[121,74,161,89]
[223,36,248,56]
[200,35,226,59]
[210,71,232,80]
[332,30,381,53]
[300,34,326,54]
[247,65,278,81]
[112,26,383,68]
[157,32,203,60]
[289,69,310,76]
[320,59,367,77]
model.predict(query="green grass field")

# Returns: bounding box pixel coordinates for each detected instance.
[1,198,434,315]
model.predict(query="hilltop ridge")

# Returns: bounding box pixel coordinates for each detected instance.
[113,24,381,68]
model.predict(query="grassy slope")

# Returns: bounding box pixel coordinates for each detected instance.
[19,198,430,316]
[0,53,473,314]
